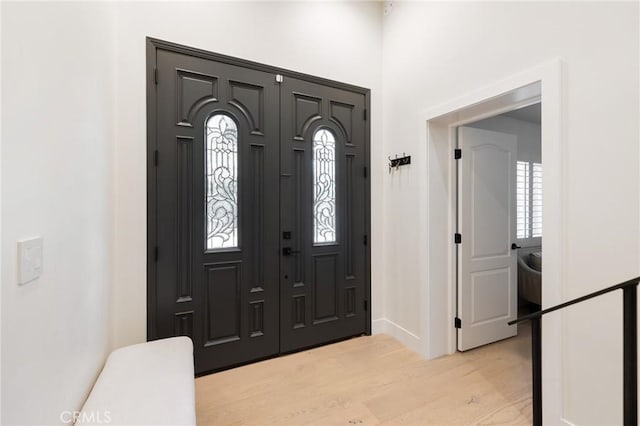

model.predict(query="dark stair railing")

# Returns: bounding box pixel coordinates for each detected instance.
[509,277,639,426]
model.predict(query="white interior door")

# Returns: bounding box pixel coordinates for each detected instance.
[457,126,517,351]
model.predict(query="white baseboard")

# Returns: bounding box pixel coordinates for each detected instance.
[371,317,422,355]
[371,318,387,334]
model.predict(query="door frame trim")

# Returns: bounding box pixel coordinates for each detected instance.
[146,37,372,341]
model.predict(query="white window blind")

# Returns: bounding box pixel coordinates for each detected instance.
[532,163,543,238]
[516,161,530,239]
[516,161,542,239]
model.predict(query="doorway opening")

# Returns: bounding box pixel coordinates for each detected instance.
[422,60,564,422]
[455,103,542,351]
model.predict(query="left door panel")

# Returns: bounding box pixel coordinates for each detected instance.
[151,49,280,374]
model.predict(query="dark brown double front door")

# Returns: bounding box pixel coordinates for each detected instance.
[147,39,370,374]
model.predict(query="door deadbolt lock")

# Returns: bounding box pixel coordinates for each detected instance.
[282,247,301,256]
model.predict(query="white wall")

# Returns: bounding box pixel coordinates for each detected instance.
[111,2,384,347]
[1,3,116,425]
[382,2,638,425]
[2,2,638,425]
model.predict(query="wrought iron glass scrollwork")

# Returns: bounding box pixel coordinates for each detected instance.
[205,114,238,249]
[313,128,336,244]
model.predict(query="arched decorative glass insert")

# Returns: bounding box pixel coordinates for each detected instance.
[313,128,336,244]
[205,114,238,250]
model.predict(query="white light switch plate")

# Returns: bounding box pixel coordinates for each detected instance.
[18,237,43,285]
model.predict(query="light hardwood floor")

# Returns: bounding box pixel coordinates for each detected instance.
[196,324,532,426]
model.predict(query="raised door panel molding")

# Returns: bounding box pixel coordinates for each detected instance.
[176,136,194,302]
[292,93,322,141]
[313,253,339,324]
[229,80,265,135]
[176,69,218,127]
[330,101,354,145]
[204,262,242,346]
[174,311,194,339]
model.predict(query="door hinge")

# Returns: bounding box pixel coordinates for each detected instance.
[154,246,159,262]
[364,300,368,311]
[275,74,284,83]
[363,235,368,246]
[454,148,462,159]
[154,68,158,85]
[363,166,368,178]
[454,317,462,329]
[454,233,462,244]
[154,150,159,167]
[363,109,368,120]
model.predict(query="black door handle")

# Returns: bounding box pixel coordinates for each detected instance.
[511,243,521,250]
[282,247,301,256]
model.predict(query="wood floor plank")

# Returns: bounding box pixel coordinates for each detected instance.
[195,327,531,425]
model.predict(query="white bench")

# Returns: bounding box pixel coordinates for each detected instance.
[76,337,196,426]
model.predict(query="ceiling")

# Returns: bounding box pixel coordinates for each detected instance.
[503,103,541,124]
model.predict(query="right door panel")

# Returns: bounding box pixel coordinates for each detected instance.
[280,77,367,352]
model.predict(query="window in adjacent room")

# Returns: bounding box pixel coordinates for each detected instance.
[517,161,542,239]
